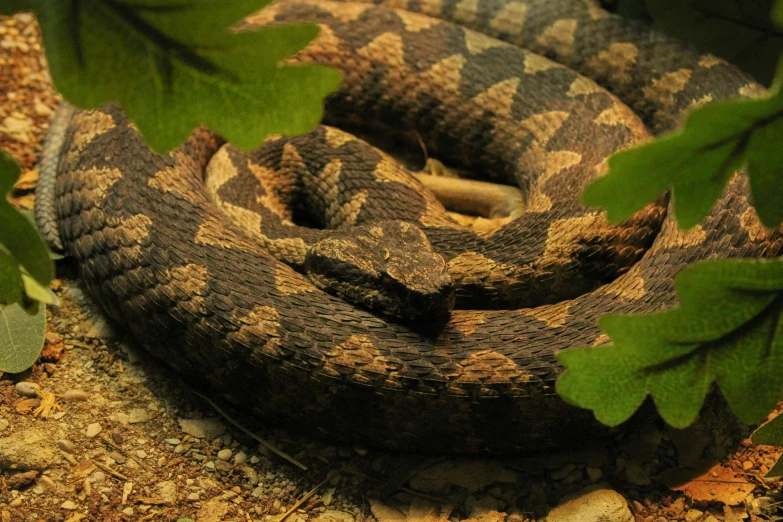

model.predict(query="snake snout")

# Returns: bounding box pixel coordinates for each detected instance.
[304,220,455,322]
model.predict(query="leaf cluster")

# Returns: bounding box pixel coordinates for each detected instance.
[558,0,783,476]
[0,152,50,372]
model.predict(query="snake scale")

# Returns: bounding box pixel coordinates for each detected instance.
[38,0,783,453]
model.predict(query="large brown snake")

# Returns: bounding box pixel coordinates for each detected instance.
[37,0,783,453]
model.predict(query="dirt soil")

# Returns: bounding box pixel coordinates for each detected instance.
[1,11,783,522]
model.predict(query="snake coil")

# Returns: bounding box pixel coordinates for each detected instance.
[37,0,782,453]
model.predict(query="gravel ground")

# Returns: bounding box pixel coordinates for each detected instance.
[1,11,782,522]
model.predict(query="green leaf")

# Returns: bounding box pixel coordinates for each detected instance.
[0,302,45,374]
[774,0,783,27]
[556,257,783,428]
[29,0,341,152]
[752,413,783,445]
[21,273,59,306]
[0,250,23,306]
[583,60,783,229]
[0,151,53,287]
[751,414,783,477]
[0,1,30,16]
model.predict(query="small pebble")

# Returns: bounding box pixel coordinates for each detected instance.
[62,389,89,401]
[90,471,106,484]
[742,460,754,471]
[354,447,369,457]
[217,449,233,462]
[187,492,200,501]
[128,408,150,424]
[165,438,181,445]
[8,499,21,508]
[234,452,248,465]
[15,382,40,398]
[111,430,124,445]
[121,507,134,516]
[85,423,102,438]
[61,500,78,510]
[7,470,38,489]
[57,440,76,454]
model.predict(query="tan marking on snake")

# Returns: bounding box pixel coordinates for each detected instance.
[424,54,467,97]
[204,147,239,194]
[591,333,612,347]
[358,32,405,66]
[331,335,391,377]
[489,2,528,34]
[195,215,247,249]
[566,76,603,97]
[698,55,724,68]
[521,301,571,328]
[91,213,153,264]
[323,126,355,148]
[223,202,268,238]
[457,350,520,383]
[536,19,578,57]
[248,162,293,220]
[275,267,316,296]
[538,151,584,184]
[542,214,606,260]
[523,53,558,74]
[453,0,479,24]
[341,190,370,225]
[641,69,692,109]
[688,94,714,111]
[527,191,553,212]
[611,264,646,300]
[245,4,282,25]
[167,264,209,317]
[63,111,116,164]
[451,310,487,337]
[677,224,707,248]
[740,83,766,98]
[594,101,650,141]
[328,1,372,21]
[396,10,439,32]
[148,165,205,205]
[471,77,520,119]
[520,111,569,144]
[73,166,123,199]
[236,305,282,354]
[585,42,638,87]
[463,28,506,54]
[741,206,774,243]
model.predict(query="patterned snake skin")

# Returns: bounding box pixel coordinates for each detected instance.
[39,0,783,453]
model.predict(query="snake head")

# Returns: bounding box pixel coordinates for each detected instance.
[304,220,454,322]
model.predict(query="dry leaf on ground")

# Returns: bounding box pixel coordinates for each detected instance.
[670,464,754,505]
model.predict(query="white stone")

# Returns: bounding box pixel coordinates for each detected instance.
[543,486,633,522]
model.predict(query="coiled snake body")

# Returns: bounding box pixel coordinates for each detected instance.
[39,0,782,452]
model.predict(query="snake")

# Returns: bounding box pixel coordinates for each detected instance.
[36,0,783,453]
